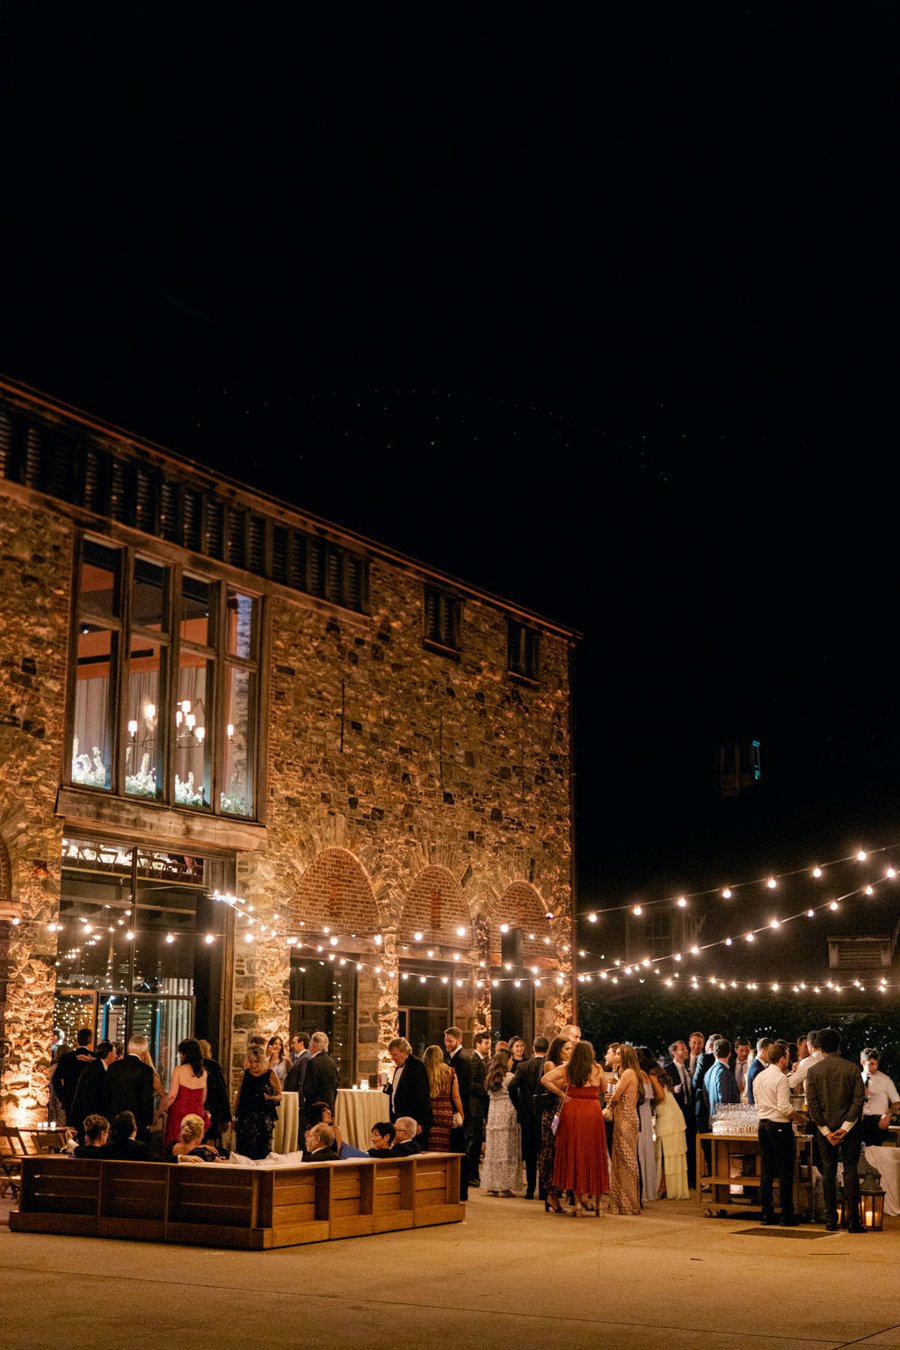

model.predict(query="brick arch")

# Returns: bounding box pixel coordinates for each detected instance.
[287,847,381,936]
[492,880,558,965]
[399,866,473,945]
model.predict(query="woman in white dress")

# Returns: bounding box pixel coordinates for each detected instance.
[481,1048,523,1197]
[649,1064,689,1199]
[635,1047,664,1205]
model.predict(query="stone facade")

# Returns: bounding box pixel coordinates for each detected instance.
[0,380,576,1123]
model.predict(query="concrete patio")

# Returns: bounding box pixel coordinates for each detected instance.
[2,1190,899,1349]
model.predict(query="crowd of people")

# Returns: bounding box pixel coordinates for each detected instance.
[45,1020,898,1231]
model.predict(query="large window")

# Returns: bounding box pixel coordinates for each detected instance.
[54,836,230,1084]
[398,961,454,1057]
[289,954,356,1088]
[70,537,261,818]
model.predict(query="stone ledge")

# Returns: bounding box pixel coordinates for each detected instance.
[55,787,268,853]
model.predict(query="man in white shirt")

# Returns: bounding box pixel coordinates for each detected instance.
[860,1048,899,1145]
[788,1029,824,1091]
[753,1040,805,1226]
[687,1031,705,1079]
[733,1037,752,1098]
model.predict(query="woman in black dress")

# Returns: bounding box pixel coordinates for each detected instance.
[233,1044,282,1158]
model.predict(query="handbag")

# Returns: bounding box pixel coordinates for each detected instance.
[451,1111,464,1128]
[550,1088,568,1136]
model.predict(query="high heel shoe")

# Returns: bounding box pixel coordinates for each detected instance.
[581,1196,598,1214]
[545,1197,563,1213]
[571,1202,583,1218]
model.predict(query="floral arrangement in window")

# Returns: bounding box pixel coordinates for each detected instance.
[125,753,158,798]
[175,772,206,806]
[71,738,109,788]
[219,791,248,816]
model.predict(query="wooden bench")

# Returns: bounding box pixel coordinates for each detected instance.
[9,1152,464,1249]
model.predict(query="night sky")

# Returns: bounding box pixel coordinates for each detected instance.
[2,7,900,960]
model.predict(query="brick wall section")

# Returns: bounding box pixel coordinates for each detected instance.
[0,500,71,1123]
[233,555,574,1077]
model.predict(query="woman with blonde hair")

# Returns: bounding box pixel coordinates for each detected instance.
[481,1047,522,1197]
[171,1113,225,1162]
[421,1044,464,1151]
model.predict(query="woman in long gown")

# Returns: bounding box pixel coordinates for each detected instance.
[233,1044,282,1158]
[161,1038,208,1151]
[421,1044,464,1151]
[541,1039,609,1216]
[481,1048,523,1197]
[537,1034,572,1211]
[650,1065,689,1199]
[607,1043,642,1214]
[635,1046,663,1205]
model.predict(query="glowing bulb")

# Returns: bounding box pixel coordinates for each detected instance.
[165,933,174,944]
[725,938,732,946]
[456,926,466,937]
[745,933,755,942]
[887,867,896,879]
[144,702,156,720]
[499,923,509,934]
[226,723,235,738]
[588,913,597,923]
[766,878,777,889]
[329,936,338,946]
[413,932,423,942]
[857,850,867,861]
[204,933,214,944]
[374,934,382,945]
[807,909,815,918]
[633,905,642,916]
[126,930,133,941]
[812,866,822,878]
[770,919,780,929]
[830,901,839,911]
[127,719,138,736]
[865,886,874,896]
[721,889,732,900]
[677,896,687,908]
[195,726,206,743]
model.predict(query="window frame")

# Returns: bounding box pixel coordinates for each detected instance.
[67,532,263,820]
[423,585,462,659]
[507,620,541,684]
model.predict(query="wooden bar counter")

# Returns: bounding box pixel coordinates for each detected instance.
[697,1131,815,1217]
[9,1152,464,1250]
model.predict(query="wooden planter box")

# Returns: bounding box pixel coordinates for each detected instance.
[9,1153,464,1250]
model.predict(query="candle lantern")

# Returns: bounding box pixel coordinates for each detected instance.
[839,1158,886,1231]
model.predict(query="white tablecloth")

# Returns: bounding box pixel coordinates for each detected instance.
[334,1088,387,1148]
[864,1145,900,1216]
[272,1091,300,1155]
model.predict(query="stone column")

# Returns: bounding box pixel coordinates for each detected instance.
[374,927,399,1079]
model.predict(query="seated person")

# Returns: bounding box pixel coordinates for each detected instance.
[306,1100,368,1158]
[97,1111,155,1161]
[304,1122,339,1162]
[171,1112,226,1162]
[368,1121,397,1156]
[73,1114,109,1157]
[393,1116,422,1155]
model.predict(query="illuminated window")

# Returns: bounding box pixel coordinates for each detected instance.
[69,536,261,817]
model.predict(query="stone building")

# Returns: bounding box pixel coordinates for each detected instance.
[0,377,577,1124]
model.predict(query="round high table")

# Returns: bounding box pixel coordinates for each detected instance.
[272,1091,300,1155]
[334,1088,388,1149]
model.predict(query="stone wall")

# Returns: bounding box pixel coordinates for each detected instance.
[229,554,574,1076]
[0,499,72,1124]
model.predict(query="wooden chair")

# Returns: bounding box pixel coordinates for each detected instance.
[0,1125,29,1199]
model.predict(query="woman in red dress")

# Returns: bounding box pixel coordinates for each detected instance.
[541,1039,609,1216]
[161,1038,208,1151]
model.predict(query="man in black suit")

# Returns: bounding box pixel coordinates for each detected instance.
[664,1039,696,1187]
[285,1032,310,1088]
[384,1036,433,1136]
[443,1026,471,1201]
[806,1026,866,1232]
[393,1116,422,1155]
[98,1111,155,1161]
[508,1034,549,1199]
[105,1035,155,1143]
[68,1040,118,1141]
[466,1030,490,1186]
[304,1122,339,1162]
[52,1028,96,1122]
[302,1031,339,1117]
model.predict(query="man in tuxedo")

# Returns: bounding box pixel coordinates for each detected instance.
[98,1110,154,1161]
[384,1036,433,1136]
[665,1039,696,1187]
[105,1034,156,1143]
[68,1040,118,1141]
[466,1030,490,1186]
[805,1026,866,1232]
[687,1031,705,1080]
[508,1035,549,1200]
[692,1033,723,1136]
[302,1031,339,1116]
[393,1116,422,1155]
[52,1028,96,1122]
[443,1026,470,1200]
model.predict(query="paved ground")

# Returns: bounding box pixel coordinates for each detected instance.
[2,1190,900,1350]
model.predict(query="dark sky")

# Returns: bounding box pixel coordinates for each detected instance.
[2,6,900,942]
